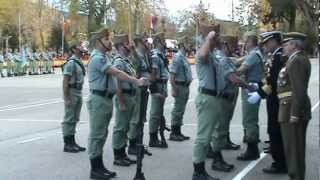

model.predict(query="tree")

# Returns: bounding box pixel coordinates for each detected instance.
[235,0,260,32]
[47,24,68,50]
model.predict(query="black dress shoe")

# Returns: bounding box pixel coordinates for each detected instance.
[263,163,287,174]
[237,143,260,161]
[113,158,131,166]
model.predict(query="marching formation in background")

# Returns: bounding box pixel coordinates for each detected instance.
[59,21,311,180]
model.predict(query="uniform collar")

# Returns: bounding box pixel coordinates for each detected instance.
[288,50,301,62]
[272,47,282,56]
[91,49,105,57]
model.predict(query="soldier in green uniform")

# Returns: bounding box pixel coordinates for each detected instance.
[148,32,169,148]
[169,37,192,141]
[42,50,50,74]
[34,49,41,75]
[192,28,253,180]
[0,49,4,77]
[278,32,311,180]
[236,33,264,161]
[127,34,152,155]
[5,49,14,77]
[62,41,87,153]
[112,34,138,167]
[13,49,22,76]
[87,28,145,179]
[28,50,36,75]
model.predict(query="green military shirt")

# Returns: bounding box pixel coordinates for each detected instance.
[196,51,217,90]
[88,49,116,93]
[132,50,151,79]
[63,55,85,87]
[151,48,169,94]
[113,54,137,90]
[0,53,4,63]
[214,49,237,94]
[243,47,264,83]
[169,50,192,83]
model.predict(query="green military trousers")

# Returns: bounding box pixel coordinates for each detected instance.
[14,61,22,75]
[171,85,190,126]
[280,120,309,180]
[6,61,14,75]
[128,87,149,140]
[149,94,166,134]
[193,93,224,163]
[87,94,113,159]
[62,89,82,136]
[241,89,260,143]
[29,61,37,74]
[211,93,238,151]
[112,94,136,149]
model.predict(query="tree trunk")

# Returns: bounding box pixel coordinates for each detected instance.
[88,0,96,34]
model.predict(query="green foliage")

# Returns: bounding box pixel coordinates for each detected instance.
[47,24,68,51]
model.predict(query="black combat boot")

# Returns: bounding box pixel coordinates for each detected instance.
[178,126,190,140]
[70,135,86,152]
[96,156,117,178]
[121,146,136,164]
[149,132,162,147]
[169,125,184,141]
[90,156,112,179]
[237,142,260,161]
[113,148,131,167]
[223,135,240,150]
[63,136,79,153]
[192,162,219,180]
[211,151,234,172]
[128,138,137,155]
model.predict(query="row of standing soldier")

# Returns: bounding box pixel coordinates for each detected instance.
[0,48,56,77]
[61,25,311,180]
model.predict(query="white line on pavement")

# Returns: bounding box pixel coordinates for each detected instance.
[232,153,267,180]
[0,118,87,123]
[18,137,45,144]
[312,101,319,112]
[0,98,62,110]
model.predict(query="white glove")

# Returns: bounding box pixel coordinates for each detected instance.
[249,82,259,91]
[247,92,261,104]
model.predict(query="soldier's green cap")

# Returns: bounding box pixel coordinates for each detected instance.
[113,34,129,45]
[259,31,282,44]
[90,28,111,40]
[283,32,306,43]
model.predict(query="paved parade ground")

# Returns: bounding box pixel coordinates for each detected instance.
[0,59,318,180]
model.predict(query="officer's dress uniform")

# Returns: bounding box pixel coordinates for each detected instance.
[127,48,151,153]
[111,54,138,165]
[87,49,117,160]
[148,48,169,147]
[277,50,311,180]
[62,55,85,144]
[169,50,192,139]
[258,47,287,171]
[241,47,264,144]
[0,53,4,77]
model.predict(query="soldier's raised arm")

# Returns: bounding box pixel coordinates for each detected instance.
[198,31,217,64]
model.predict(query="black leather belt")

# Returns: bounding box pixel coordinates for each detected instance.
[156,79,168,84]
[91,89,114,99]
[175,81,190,87]
[122,89,136,96]
[69,84,83,90]
[199,88,234,99]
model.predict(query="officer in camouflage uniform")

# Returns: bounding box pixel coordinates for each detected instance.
[278,32,311,180]
[87,28,145,179]
[112,34,138,167]
[127,34,152,155]
[62,41,87,153]
[0,49,4,77]
[169,37,192,141]
[148,32,169,148]
[236,33,264,161]
[248,31,287,173]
